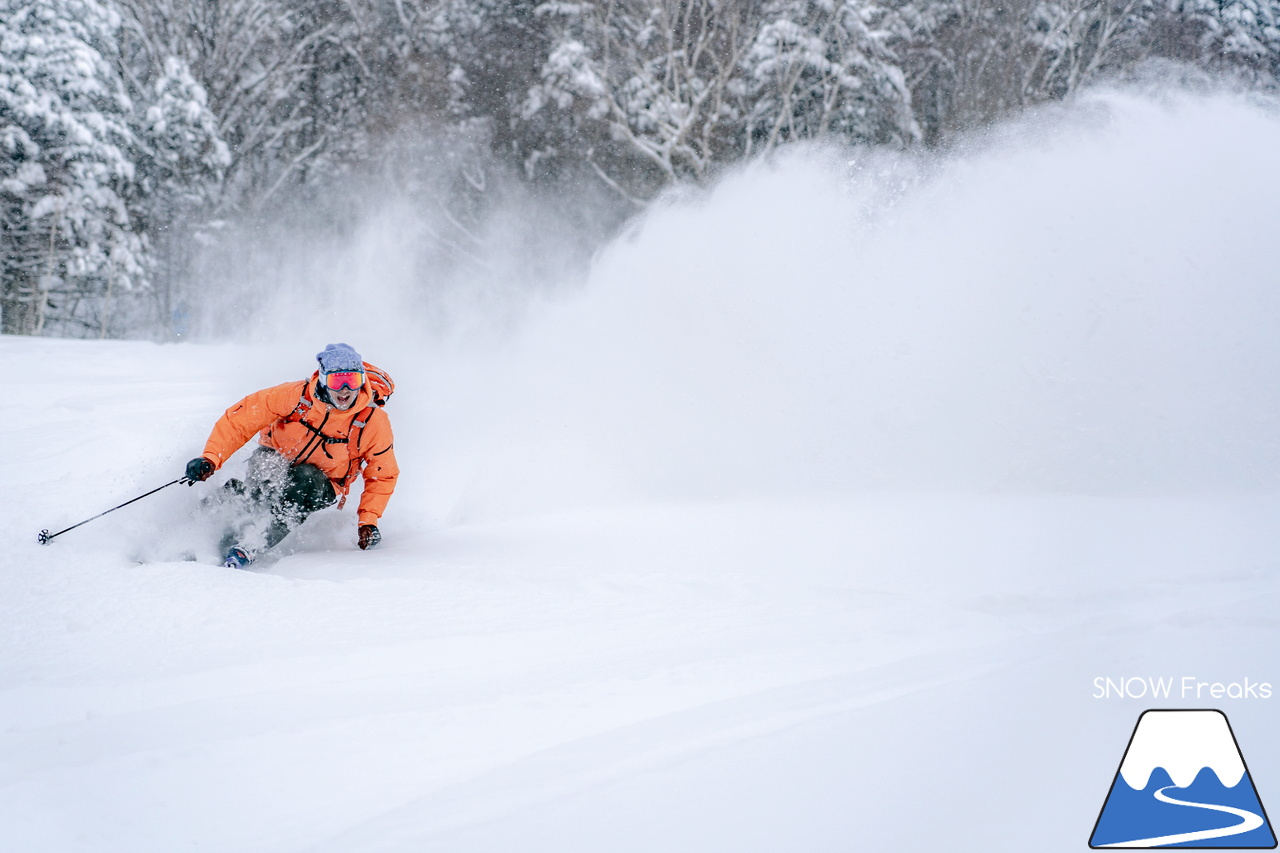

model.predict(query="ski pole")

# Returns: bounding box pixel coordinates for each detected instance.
[37,477,190,545]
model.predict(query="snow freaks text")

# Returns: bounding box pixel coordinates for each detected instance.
[1093,677,1273,700]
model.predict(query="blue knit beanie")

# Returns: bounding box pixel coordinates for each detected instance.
[317,343,363,374]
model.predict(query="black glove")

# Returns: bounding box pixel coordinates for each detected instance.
[185,457,215,484]
[358,524,381,550]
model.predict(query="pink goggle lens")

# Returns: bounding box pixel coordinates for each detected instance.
[324,370,364,392]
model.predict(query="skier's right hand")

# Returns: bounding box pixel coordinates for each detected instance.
[185,457,215,484]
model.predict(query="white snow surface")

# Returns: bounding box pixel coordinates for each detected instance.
[3,88,1280,852]
[1119,711,1246,790]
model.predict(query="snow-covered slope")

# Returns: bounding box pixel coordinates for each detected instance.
[3,88,1280,853]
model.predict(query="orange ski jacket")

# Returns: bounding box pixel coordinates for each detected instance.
[200,371,399,526]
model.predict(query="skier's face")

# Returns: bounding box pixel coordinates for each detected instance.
[330,385,359,410]
[322,370,363,411]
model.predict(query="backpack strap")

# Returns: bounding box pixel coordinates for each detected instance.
[284,381,347,466]
[290,408,333,467]
[285,382,314,423]
[339,404,380,486]
[339,363,393,486]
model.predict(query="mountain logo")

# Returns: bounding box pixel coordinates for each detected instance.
[1090,709,1276,848]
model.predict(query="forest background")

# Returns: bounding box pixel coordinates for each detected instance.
[2,0,1278,339]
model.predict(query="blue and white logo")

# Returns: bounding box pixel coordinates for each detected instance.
[1091,709,1276,848]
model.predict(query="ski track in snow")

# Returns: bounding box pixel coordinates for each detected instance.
[4,90,1280,853]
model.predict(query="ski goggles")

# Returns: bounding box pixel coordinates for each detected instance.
[323,370,364,392]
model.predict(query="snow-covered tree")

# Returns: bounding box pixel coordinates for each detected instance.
[899,0,1279,142]
[523,0,919,198]
[135,57,228,208]
[743,0,919,153]
[116,0,351,211]
[5,0,1278,340]
[1221,0,1280,84]
[125,55,229,336]
[1019,0,1280,109]
[893,0,1043,140]
[524,0,759,198]
[1151,0,1280,86]
[1021,0,1153,102]
[0,0,148,336]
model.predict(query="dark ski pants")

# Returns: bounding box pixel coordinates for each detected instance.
[219,447,337,552]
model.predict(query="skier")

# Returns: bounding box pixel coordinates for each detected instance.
[184,343,399,568]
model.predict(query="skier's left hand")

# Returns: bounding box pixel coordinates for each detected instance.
[358,524,381,550]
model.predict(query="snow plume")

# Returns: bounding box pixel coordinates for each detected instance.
[416,87,1280,519]
[177,87,1280,519]
[183,126,617,352]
